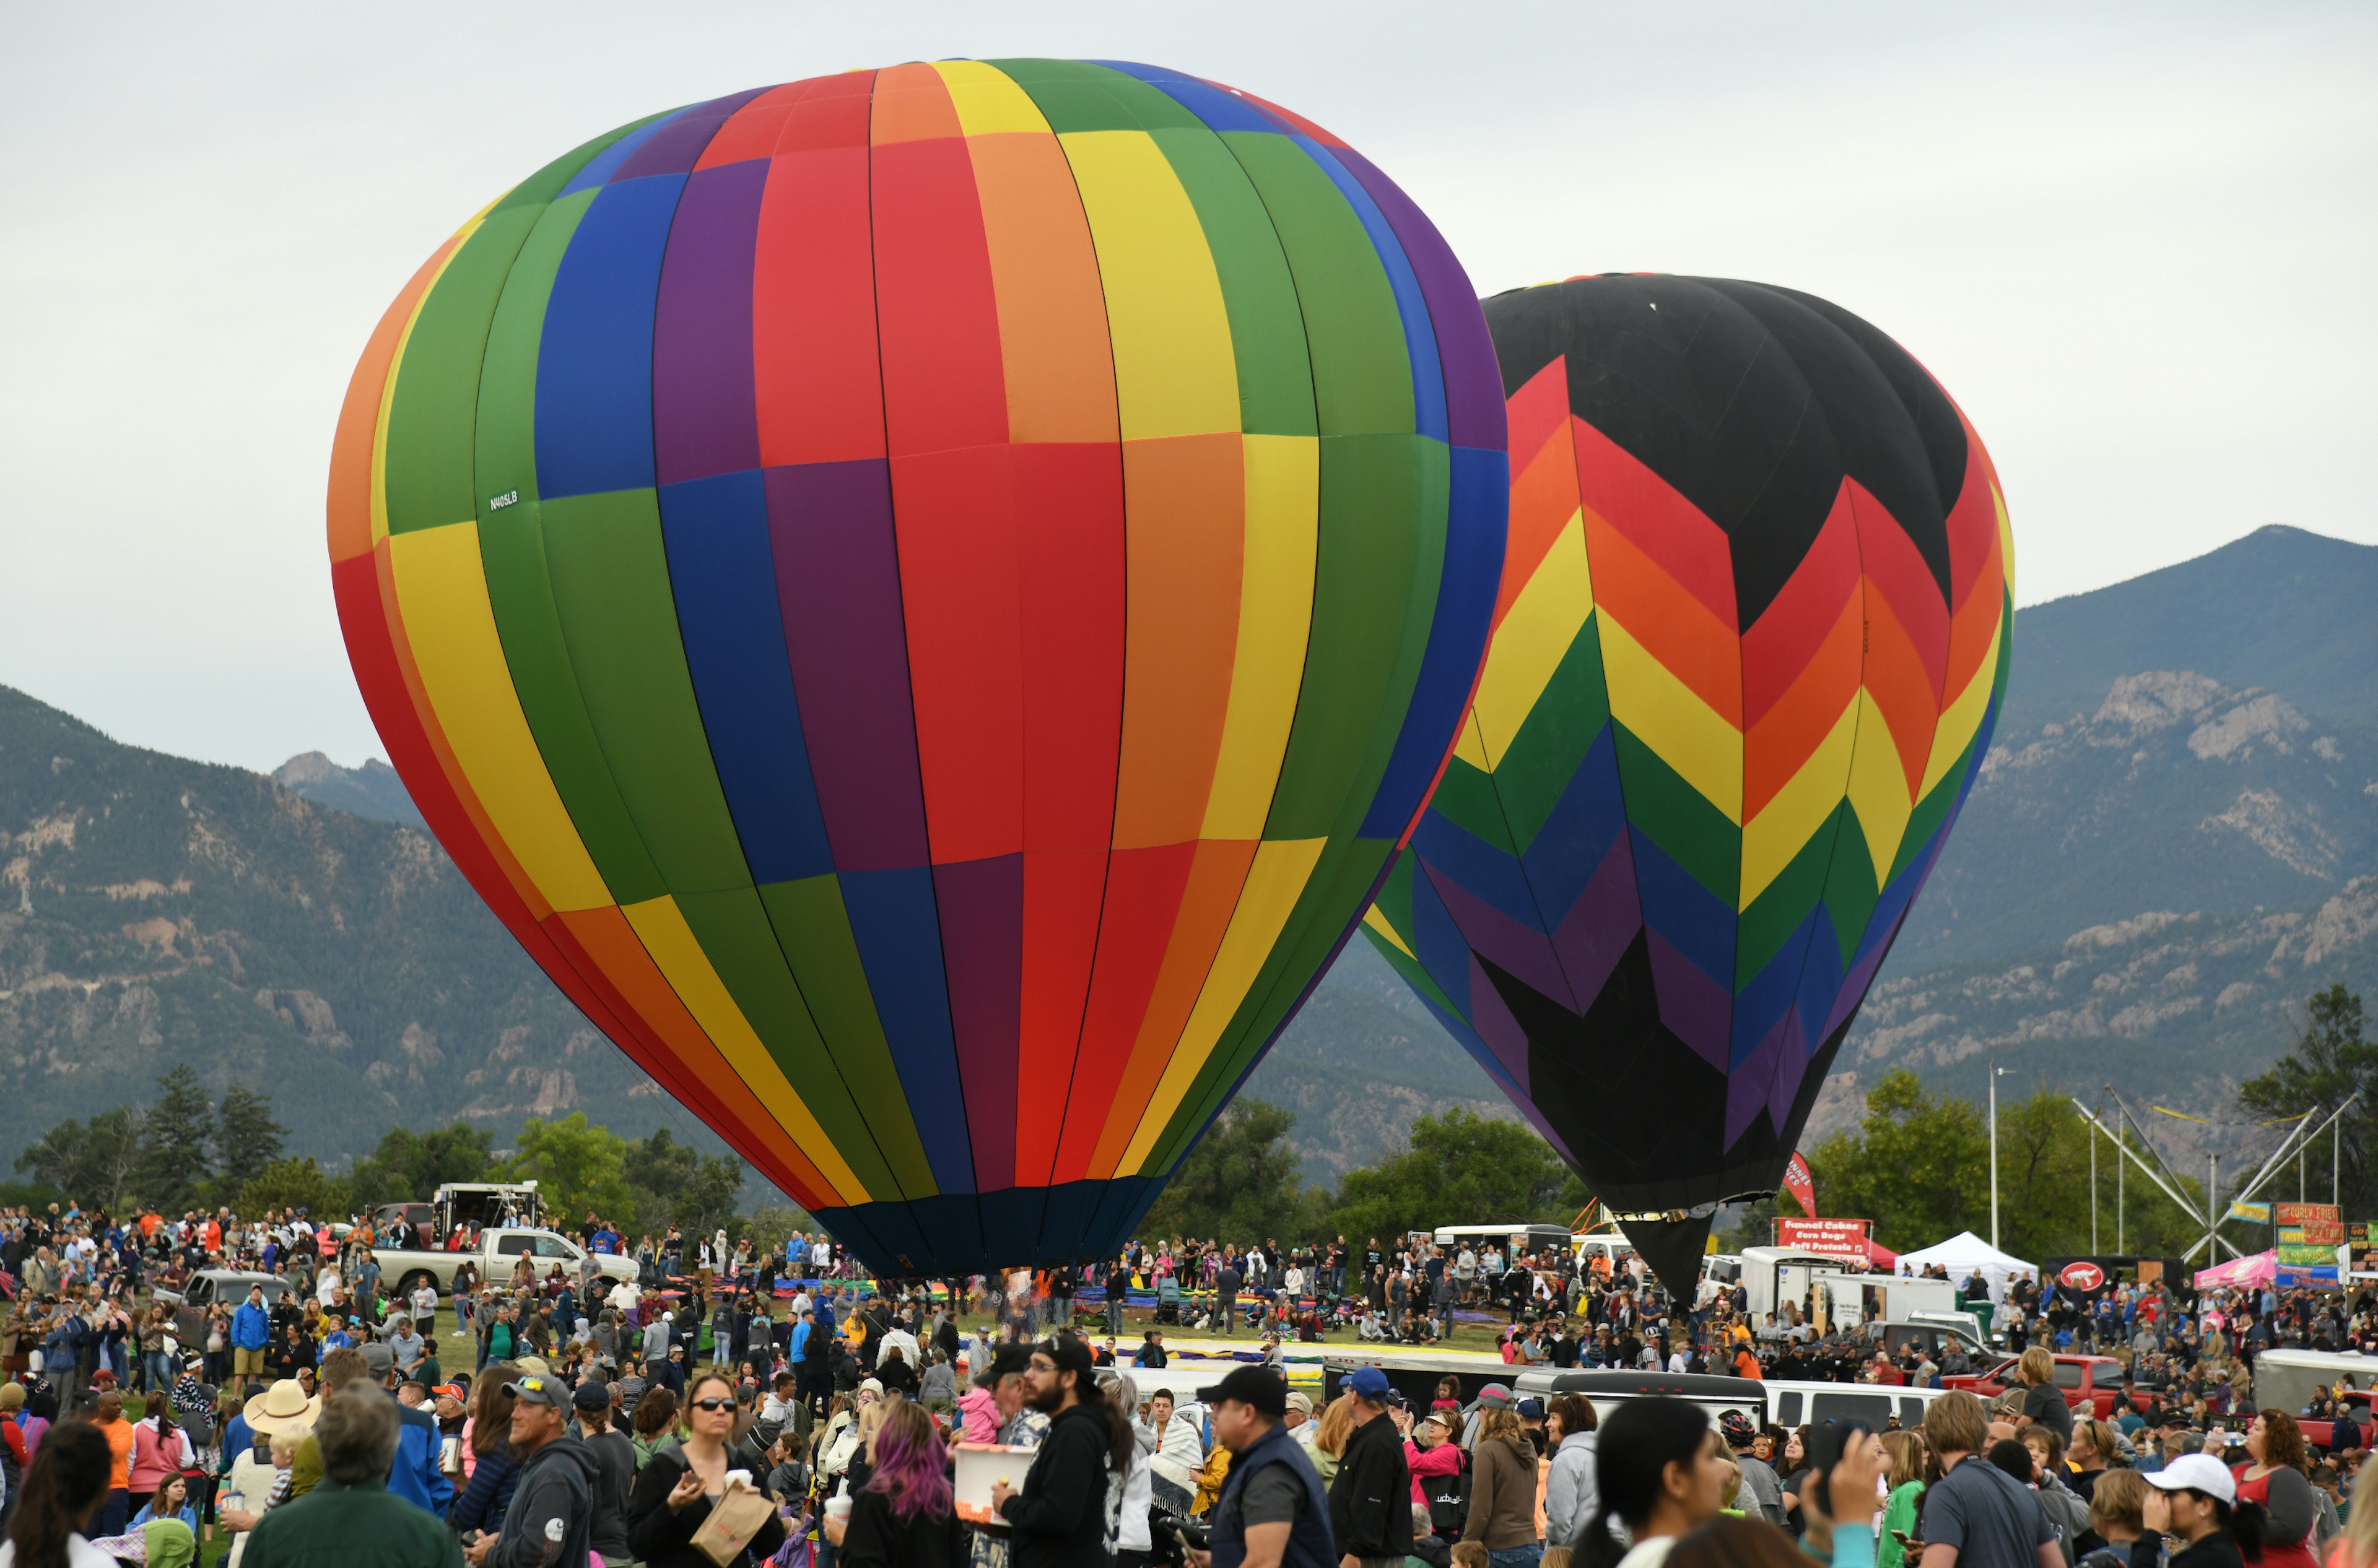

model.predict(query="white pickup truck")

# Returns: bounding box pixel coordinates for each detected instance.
[373,1228,637,1300]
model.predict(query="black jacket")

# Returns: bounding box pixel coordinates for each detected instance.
[491,1429,596,1568]
[998,1400,1114,1567]
[581,1426,636,1563]
[1329,1411,1414,1559]
[627,1440,790,1568]
[842,1484,970,1568]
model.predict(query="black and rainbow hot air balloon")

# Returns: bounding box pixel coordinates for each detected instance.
[328,62,1507,1278]
[1362,274,2011,1290]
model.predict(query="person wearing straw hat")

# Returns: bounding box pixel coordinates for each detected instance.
[217,1380,320,1537]
[241,1381,321,1440]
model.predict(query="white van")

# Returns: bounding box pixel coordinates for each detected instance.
[1738,1246,1861,1319]
[1813,1273,1959,1329]
[1574,1232,1644,1279]
[1432,1224,1579,1258]
[1506,1368,1766,1430]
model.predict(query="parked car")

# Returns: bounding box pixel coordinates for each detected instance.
[1763,1380,1945,1431]
[373,1227,637,1302]
[1943,1353,2125,1419]
[1318,1355,1770,1433]
[152,1270,290,1352]
[1857,1319,1988,1364]
[2296,1390,2372,1453]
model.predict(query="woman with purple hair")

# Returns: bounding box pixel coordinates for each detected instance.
[837,1398,967,1568]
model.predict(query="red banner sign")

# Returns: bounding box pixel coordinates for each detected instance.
[2283,1221,2346,1245]
[1784,1153,1819,1219]
[2277,1203,2342,1226]
[1778,1217,1871,1259]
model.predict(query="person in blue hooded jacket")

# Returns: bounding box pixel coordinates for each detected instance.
[360,1341,456,1517]
[231,1285,272,1388]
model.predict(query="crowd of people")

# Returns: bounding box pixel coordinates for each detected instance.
[9,1192,2378,1567]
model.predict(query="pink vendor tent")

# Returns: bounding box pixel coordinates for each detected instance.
[2193,1250,2275,1291]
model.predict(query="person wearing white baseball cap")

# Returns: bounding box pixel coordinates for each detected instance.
[2144,1453,2265,1568]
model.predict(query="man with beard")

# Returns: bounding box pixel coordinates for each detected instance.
[991,1334,1131,1567]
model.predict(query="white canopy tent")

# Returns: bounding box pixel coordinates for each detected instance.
[1896,1230,2039,1303]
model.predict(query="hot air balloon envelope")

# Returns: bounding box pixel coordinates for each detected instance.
[1364,274,2011,1285]
[329,61,1506,1277]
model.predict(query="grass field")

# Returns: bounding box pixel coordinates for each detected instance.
[423,1296,1524,1380]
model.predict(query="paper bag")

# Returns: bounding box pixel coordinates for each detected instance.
[691,1478,777,1566]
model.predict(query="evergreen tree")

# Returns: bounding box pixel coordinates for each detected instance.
[2241,984,2377,1211]
[134,1065,215,1214]
[214,1084,287,1180]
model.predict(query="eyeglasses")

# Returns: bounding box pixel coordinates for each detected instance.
[689,1396,734,1413]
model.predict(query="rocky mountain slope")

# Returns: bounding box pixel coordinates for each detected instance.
[272,752,422,829]
[4,524,2372,1190]
[1993,525,2378,740]
[0,686,690,1164]
[1889,669,2378,967]
[1812,874,2378,1141]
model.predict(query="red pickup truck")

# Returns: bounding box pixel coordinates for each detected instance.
[1942,1355,2126,1420]
[2298,1392,2372,1453]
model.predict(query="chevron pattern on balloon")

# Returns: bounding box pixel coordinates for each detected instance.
[1364,272,2012,1215]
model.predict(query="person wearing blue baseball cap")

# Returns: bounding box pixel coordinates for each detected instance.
[1327,1367,1412,1568]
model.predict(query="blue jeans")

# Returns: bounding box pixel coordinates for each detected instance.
[1489,1548,1543,1568]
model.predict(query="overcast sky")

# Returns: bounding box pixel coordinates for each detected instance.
[4,2,2372,774]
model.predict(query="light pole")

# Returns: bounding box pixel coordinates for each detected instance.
[1990,1063,2013,1250]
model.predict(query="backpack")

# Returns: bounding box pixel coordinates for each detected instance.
[1425,1448,1473,1538]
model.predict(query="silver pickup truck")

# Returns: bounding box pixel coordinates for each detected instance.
[374,1228,637,1300]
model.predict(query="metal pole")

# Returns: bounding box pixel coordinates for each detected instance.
[2338,1115,2344,1210]
[2210,1152,2220,1261]
[2091,1117,2099,1255]
[2073,1099,2205,1233]
[2117,1120,2125,1255]
[2105,1089,2211,1211]
[1990,1063,2001,1251]
[2228,1098,2356,1208]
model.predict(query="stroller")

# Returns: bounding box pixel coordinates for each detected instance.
[1154,1276,1182,1325]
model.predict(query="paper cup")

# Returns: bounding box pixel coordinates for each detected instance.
[825,1495,853,1522]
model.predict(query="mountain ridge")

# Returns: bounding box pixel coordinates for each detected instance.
[3,523,2373,1189]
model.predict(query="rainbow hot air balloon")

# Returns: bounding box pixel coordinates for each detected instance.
[327,61,1506,1276]
[1361,274,2011,1291]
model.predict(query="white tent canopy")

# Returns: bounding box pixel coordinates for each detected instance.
[1897,1230,2039,1303]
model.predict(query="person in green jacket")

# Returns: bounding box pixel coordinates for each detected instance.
[243,1388,462,1568]
[1879,1428,1930,1568]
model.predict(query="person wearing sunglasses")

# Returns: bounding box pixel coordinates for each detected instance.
[627,1370,789,1568]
